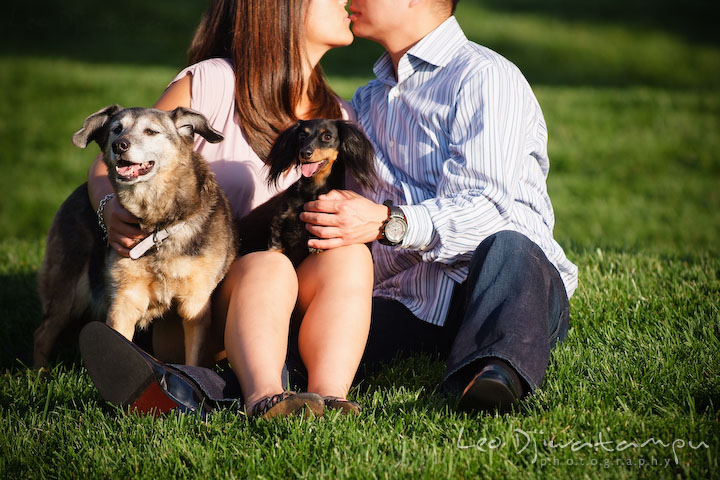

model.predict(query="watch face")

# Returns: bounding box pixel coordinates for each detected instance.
[385,218,407,244]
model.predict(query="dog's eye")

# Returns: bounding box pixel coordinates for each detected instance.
[144,129,159,136]
[112,125,123,135]
[298,132,309,141]
[321,132,333,142]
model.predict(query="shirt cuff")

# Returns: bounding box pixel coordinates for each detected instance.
[399,205,434,250]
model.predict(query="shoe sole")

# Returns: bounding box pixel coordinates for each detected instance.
[79,322,180,415]
[261,393,325,419]
[458,376,518,413]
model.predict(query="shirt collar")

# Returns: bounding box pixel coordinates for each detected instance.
[372,16,468,84]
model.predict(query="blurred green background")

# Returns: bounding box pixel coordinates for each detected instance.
[1,0,718,256]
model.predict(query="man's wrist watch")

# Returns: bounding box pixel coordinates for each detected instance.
[379,200,408,246]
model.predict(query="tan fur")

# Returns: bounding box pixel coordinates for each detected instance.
[308,148,339,188]
[33,106,236,368]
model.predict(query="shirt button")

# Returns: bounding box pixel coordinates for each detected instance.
[389,140,395,148]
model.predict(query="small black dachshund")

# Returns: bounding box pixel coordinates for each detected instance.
[237,119,377,266]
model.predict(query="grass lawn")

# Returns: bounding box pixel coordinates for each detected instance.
[1,0,718,478]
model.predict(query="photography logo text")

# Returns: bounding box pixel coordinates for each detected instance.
[456,427,710,468]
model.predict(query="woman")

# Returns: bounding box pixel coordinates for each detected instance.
[85,0,372,418]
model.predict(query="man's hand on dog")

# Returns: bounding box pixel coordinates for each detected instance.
[301,189,387,250]
[104,196,146,257]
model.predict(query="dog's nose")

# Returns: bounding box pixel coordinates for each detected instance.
[300,147,314,160]
[112,138,130,155]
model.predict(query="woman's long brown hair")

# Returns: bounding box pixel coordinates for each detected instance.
[187,0,342,161]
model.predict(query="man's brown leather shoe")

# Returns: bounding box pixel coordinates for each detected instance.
[458,360,526,413]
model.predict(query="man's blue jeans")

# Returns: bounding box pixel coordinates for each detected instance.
[356,230,570,394]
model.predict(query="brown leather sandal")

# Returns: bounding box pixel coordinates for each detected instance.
[323,396,361,415]
[249,391,325,419]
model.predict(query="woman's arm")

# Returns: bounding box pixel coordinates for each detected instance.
[153,74,192,111]
[86,75,193,257]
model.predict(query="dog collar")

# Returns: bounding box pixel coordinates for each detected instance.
[129,222,187,260]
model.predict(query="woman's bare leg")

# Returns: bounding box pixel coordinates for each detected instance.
[295,244,373,399]
[217,251,298,408]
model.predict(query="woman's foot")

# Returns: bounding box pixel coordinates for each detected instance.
[248,391,325,419]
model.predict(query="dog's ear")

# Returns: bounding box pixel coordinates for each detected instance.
[266,122,301,187]
[72,105,123,149]
[337,121,378,191]
[171,107,224,144]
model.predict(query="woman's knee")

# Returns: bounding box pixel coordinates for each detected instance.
[300,244,373,280]
[214,252,297,315]
[296,244,373,307]
[335,243,373,274]
[224,251,297,289]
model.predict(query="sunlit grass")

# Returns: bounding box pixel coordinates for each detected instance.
[1,0,718,478]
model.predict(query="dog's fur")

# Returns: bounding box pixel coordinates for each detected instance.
[236,119,376,266]
[33,105,236,368]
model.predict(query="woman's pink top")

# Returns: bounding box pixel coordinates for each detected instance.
[170,58,350,221]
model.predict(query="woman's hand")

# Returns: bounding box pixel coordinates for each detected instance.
[300,189,388,250]
[102,195,146,257]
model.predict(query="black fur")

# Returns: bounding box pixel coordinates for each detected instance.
[237,119,376,266]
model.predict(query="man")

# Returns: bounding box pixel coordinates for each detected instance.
[299,0,578,412]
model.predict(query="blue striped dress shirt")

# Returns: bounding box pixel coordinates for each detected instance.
[350,16,578,326]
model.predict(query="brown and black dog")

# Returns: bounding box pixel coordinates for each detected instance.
[33,105,236,368]
[237,119,377,266]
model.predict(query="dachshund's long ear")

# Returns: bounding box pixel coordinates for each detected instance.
[337,121,378,191]
[266,122,301,187]
[72,104,123,149]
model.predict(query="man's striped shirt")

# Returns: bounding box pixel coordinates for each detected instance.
[351,16,578,326]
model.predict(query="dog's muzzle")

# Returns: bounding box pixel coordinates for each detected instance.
[112,138,155,181]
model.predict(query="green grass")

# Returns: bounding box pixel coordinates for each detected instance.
[1,0,719,478]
